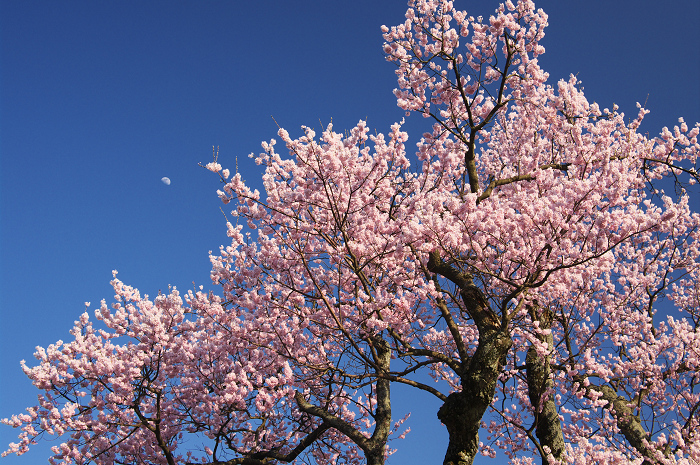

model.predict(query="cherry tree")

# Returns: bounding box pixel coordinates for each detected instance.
[4,1,700,465]
[377,1,699,463]
[2,271,397,465]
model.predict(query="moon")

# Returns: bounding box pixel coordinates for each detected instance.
[161,177,171,186]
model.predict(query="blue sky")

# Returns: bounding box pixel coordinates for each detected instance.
[1,1,698,463]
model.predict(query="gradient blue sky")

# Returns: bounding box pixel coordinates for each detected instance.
[1,1,699,463]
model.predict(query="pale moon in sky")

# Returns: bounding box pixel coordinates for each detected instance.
[161,177,171,185]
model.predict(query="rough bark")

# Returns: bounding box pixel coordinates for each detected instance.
[428,251,512,465]
[571,377,658,464]
[596,385,657,465]
[438,328,512,465]
[525,307,565,463]
[366,336,392,465]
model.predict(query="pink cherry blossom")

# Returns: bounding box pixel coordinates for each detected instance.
[4,1,699,464]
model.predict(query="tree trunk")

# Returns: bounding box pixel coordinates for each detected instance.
[526,307,565,463]
[439,329,512,465]
[366,336,392,465]
[426,251,512,465]
[596,385,657,465]
[365,451,386,465]
[438,391,480,465]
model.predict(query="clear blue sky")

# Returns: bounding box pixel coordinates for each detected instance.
[1,1,698,463]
